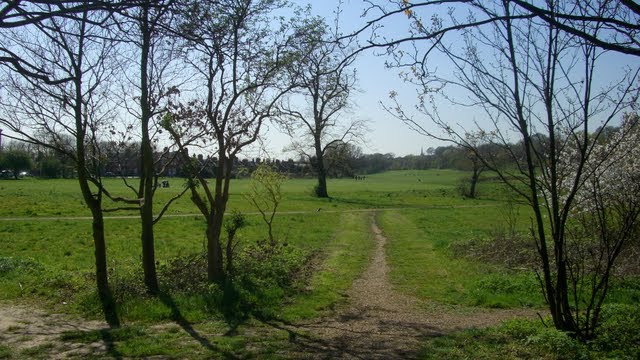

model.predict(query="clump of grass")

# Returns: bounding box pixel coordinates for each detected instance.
[0,344,12,359]
[20,342,56,359]
[0,256,43,274]
[158,254,208,294]
[449,231,538,271]
[420,305,640,360]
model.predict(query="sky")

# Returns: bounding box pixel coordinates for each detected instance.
[255,0,640,160]
[257,0,441,159]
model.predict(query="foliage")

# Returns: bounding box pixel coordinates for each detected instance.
[38,156,64,178]
[592,303,640,357]
[206,240,308,320]
[244,164,286,243]
[0,149,32,178]
[158,254,209,295]
[420,315,640,360]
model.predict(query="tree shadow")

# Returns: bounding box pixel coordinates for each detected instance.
[98,328,123,360]
[258,317,445,359]
[99,287,120,328]
[98,288,122,359]
[157,291,240,359]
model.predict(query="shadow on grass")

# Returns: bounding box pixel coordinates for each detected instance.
[99,288,122,359]
[158,291,240,359]
[257,316,445,360]
[98,328,123,360]
[100,288,120,328]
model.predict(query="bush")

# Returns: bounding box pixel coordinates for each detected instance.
[157,253,208,294]
[526,327,588,359]
[109,266,148,302]
[220,239,308,319]
[593,303,640,358]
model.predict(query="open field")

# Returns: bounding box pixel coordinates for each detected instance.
[1,170,639,359]
[0,170,495,218]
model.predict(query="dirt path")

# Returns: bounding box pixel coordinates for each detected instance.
[0,304,109,359]
[276,214,536,359]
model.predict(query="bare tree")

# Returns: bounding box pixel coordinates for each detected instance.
[279,18,365,198]
[381,0,639,339]
[164,0,298,284]
[0,1,142,84]
[509,0,640,56]
[0,5,122,325]
[113,0,191,294]
[244,163,286,245]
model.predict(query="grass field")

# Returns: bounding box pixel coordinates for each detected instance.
[1,169,638,358]
[0,170,499,217]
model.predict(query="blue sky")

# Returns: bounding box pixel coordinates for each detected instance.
[252,0,640,160]
[259,0,440,158]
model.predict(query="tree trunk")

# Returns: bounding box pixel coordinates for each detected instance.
[89,204,119,327]
[314,138,329,198]
[76,140,118,325]
[138,3,159,294]
[140,180,158,293]
[206,155,231,284]
[469,170,480,198]
[207,212,225,283]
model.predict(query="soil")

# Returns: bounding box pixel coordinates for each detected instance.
[0,303,108,359]
[0,213,539,359]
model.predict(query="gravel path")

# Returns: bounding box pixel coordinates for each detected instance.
[277,214,537,359]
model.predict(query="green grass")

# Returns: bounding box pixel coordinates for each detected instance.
[281,211,375,320]
[19,343,56,360]
[379,208,544,308]
[0,345,12,359]
[0,170,484,218]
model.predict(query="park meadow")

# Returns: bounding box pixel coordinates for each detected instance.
[1,170,639,359]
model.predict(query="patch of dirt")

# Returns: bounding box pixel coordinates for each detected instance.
[276,214,539,359]
[0,303,109,359]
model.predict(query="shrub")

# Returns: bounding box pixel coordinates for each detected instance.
[526,327,588,359]
[218,239,309,319]
[157,253,208,294]
[593,303,640,358]
[109,266,148,302]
